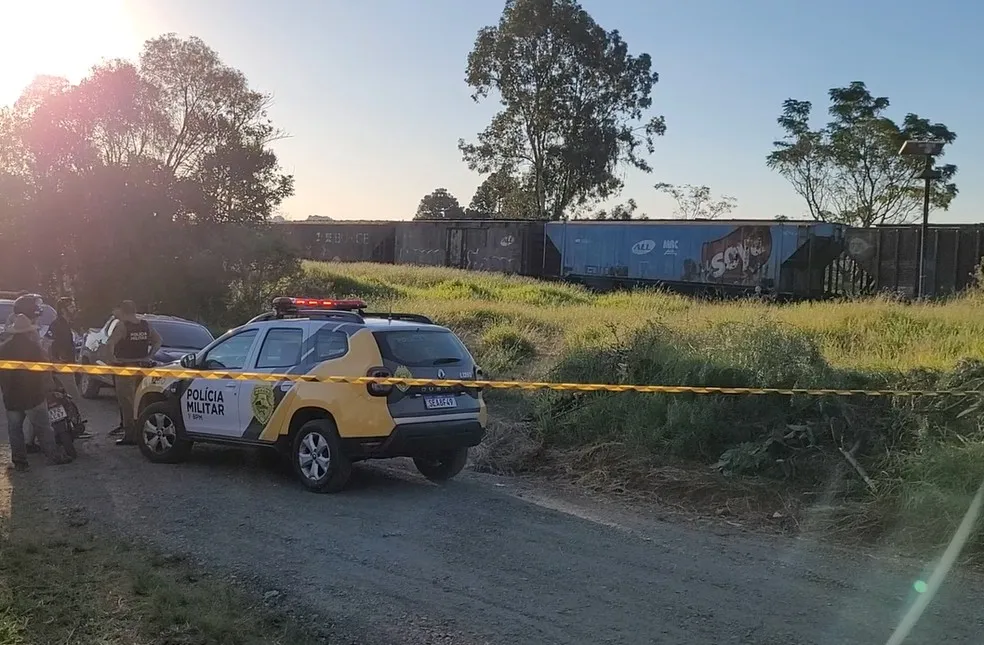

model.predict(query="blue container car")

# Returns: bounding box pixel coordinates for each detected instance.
[543,220,845,298]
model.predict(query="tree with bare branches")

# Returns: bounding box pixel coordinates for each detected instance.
[653,183,736,219]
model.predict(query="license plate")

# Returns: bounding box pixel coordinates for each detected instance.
[48,405,67,423]
[424,396,457,410]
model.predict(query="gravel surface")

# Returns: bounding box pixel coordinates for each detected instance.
[2,398,983,645]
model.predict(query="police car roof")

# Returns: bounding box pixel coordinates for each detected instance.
[141,314,203,325]
[361,316,449,332]
[251,312,448,333]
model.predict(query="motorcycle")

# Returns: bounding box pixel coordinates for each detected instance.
[26,382,87,458]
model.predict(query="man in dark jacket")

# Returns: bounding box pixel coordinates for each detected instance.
[0,296,73,471]
[46,297,83,397]
[102,300,161,446]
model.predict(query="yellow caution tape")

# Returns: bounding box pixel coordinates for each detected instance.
[0,360,975,397]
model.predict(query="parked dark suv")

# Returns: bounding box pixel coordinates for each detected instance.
[77,314,214,398]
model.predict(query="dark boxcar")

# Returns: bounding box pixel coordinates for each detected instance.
[844,224,984,298]
[278,221,396,263]
[395,220,545,275]
[543,219,844,297]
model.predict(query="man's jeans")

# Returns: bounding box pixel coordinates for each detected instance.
[7,402,59,465]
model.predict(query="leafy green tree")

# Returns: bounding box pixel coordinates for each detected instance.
[414,188,465,220]
[766,81,957,227]
[459,0,666,221]
[0,33,297,320]
[467,170,536,219]
[653,183,736,220]
[584,198,647,220]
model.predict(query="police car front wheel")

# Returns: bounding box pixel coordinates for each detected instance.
[291,419,351,493]
[137,402,193,464]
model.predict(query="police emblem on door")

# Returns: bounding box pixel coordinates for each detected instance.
[251,384,276,425]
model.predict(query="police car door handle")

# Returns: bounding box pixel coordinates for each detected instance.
[223,383,237,388]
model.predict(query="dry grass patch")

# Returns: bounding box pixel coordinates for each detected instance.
[0,471,326,645]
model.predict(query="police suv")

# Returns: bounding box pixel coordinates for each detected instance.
[131,297,487,492]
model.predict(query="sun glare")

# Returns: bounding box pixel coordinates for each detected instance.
[0,0,140,105]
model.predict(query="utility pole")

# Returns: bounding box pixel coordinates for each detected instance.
[899,140,946,299]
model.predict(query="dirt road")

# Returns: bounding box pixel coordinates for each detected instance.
[3,398,982,645]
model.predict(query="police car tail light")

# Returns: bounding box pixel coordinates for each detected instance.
[288,297,367,310]
[470,365,486,397]
[366,367,392,396]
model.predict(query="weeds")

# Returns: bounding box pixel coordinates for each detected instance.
[0,503,327,645]
[232,261,984,555]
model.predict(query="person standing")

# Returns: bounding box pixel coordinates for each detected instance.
[44,296,90,438]
[101,300,161,446]
[46,297,82,398]
[0,297,73,471]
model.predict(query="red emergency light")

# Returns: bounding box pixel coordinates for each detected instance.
[277,296,367,310]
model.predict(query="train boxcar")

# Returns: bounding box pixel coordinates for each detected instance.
[843,224,984,298]
[394,219,545,275]
[543,220,845,298]
[278,221,396,263]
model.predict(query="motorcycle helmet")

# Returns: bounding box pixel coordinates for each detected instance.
[13,293,44,319]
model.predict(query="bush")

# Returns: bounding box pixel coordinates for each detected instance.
[533,322,895,479]
[479,324,537,376]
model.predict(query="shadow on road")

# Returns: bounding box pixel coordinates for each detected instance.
[3,397,984,645]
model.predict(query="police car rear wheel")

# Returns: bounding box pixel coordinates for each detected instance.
[413,447,468,482]
[292,419,351,493]
[137,402,192,464]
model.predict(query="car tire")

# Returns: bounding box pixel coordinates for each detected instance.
[413,447,468,482]
[79,370,101,399]
[137,401,193,464]
[291,419,351,493]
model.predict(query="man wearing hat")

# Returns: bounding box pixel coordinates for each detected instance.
[0,295,73,470]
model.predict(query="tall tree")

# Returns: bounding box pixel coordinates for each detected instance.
[654,183,736,220]
[0,33,297,318]
[139,34,292,223]
[766,81,958,227]
[459,0,666,221]
[414,188,465,220]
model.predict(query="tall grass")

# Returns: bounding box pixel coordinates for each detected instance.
[272,261,984,553]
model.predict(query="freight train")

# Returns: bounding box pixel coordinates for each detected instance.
[277,219,984,300]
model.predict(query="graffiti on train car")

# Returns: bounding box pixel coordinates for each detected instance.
[314,231,371,245]
[402,248,444,265]
[682,226,773,284]
[465,249,518,273]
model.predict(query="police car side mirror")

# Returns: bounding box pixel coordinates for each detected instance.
[179,353,197,369]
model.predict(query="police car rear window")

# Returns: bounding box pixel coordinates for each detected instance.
[372,330,468,367]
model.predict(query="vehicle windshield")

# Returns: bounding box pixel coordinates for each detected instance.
[373,329,469,367]
[150,319,214,350]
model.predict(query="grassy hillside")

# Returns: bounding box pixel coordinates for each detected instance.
[268,261,984,554]
[291,261,984,372]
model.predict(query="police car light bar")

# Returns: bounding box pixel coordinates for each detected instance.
[283,297,367,310]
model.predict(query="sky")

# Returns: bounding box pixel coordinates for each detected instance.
[1,0,982,223]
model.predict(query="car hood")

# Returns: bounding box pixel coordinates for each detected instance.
[154,347,195,363]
